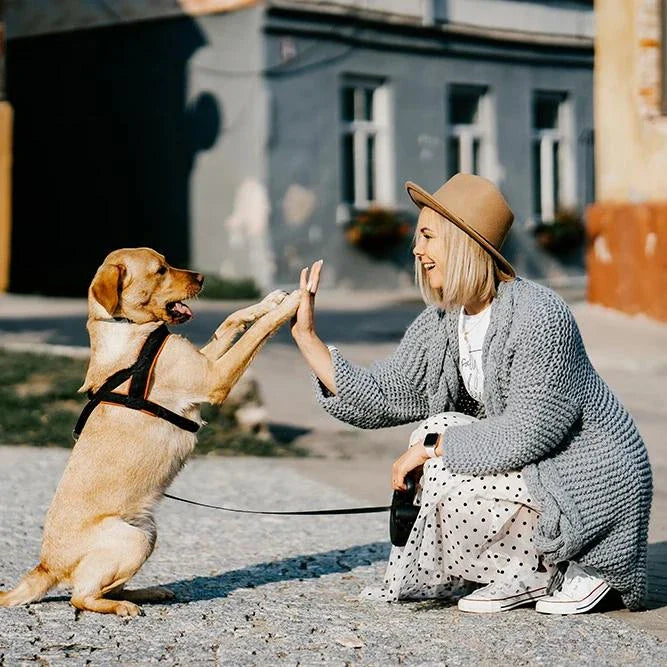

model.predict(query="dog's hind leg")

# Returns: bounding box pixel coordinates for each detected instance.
[200,289,289,361]
[69,519,154,616]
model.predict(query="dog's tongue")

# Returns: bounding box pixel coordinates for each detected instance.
[173,302,192,318]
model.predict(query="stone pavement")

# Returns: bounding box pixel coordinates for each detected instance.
[1,448,666,666]
[251,296,667,645]
[0,286,666,663]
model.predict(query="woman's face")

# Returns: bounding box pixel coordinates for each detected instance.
[413,213,446,289]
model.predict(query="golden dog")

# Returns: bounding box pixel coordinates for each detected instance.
[0,247,301,616]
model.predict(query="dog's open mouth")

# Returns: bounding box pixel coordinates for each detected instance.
[166,300,193,323]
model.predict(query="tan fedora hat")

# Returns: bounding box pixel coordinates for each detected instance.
[406,173,515,277]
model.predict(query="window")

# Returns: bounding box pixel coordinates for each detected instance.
[447,85,489,177]
[532,91,576,222]
[339,77,394,209]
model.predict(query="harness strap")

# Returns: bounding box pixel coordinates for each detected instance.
[73,324,200,440]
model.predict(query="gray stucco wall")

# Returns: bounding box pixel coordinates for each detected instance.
[5,1,593,295]
[188,7,271,287]
[263,11,593,288]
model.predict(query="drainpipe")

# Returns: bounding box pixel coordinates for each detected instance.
[0,0,12,292]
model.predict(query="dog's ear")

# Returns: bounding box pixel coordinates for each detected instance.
[90,263,125,316]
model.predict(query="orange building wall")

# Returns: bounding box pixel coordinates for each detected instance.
[590,0,667,322]
[587,202,667,322]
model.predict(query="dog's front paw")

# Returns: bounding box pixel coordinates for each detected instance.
[262,289,289,308]
[115,600,143,617]
[281,288,303,315]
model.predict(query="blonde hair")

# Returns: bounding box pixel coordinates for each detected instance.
[414,206,513,310]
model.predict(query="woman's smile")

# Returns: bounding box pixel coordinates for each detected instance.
[414,219,447,289]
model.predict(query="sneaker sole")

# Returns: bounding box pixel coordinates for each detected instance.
[535,581,611,615]
[457,587,548,613]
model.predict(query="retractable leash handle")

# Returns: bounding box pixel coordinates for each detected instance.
[389,475,420,547]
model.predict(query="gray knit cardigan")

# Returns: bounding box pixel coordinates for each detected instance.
[313,277,653,610]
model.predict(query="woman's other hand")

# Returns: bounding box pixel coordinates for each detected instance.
[392,443,430,490]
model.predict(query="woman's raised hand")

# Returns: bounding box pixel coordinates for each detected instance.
[290,260,336,394]
[291,259,324,342]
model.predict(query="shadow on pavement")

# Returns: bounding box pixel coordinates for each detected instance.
[36,541,663,614]
[646,541,667,610]
[268,422,312,443]
[162,542,390,603]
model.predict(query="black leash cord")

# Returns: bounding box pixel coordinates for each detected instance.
[163,492,390,515]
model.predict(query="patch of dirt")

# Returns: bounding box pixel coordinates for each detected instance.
[14,374,55,397]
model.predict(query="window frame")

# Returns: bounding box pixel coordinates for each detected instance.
[447,83,491,179]
[531,90,576,223]
[339,75,394,212]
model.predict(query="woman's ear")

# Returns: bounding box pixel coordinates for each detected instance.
[90,263,125,316]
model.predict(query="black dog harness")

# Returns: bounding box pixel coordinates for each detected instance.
[73,324,200,440]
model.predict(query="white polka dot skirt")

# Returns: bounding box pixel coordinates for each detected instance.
[361,412,545,602]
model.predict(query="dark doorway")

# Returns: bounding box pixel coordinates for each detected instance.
[7,16,219,295]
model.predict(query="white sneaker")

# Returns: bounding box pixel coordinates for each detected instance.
[457,571,551,613]
[535,561,611,615]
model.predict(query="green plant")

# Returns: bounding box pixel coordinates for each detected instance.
[344,207,413,257]
[533,209,585,255]
[200,275,261,300]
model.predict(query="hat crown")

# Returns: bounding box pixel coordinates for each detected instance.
[430,173,513,249]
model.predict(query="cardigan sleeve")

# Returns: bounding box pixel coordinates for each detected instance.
[441,299,583,474]
[311,306,436,429]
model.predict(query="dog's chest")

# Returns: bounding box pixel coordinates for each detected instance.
[167,427,199,472]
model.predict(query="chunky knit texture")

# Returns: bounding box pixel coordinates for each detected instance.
[313,278,653,610]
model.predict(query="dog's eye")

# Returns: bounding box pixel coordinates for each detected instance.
[156,266,167,275]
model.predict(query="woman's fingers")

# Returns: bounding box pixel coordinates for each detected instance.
[300,259,324,294]
[299,268,312,312]
[292,263,320,337]
[391,461,407,491]
[308,259,324,294]
[391,446,428,490]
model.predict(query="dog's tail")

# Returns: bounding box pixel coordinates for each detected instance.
[0,564,57,607]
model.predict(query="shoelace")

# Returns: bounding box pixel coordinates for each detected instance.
[482,572,549,597]
[550,564,601,600]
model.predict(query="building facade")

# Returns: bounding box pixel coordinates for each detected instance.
[587,0,667,322]
[5,0,594,295]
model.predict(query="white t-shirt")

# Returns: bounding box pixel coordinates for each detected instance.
[457,303,492,402]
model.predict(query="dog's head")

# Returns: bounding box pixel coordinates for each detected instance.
[89,248,204,324]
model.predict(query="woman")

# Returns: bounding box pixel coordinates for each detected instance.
[291,173,652,614]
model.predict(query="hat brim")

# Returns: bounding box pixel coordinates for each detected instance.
[406,181,516,278]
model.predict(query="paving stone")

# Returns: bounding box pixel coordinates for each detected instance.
[0,449,665,665]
